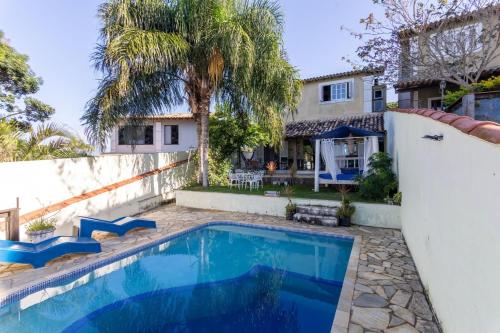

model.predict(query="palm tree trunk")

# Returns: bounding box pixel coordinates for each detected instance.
[194,114,203,184]
[200,109,210,187]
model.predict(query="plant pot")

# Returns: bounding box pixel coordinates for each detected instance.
[286,211,295,220]
[26,227,56,243]
[338,217,351,227]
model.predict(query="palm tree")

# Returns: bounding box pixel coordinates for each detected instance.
[82,0,301,186]
[0,121,92,162]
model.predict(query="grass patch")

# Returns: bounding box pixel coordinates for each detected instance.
[185,184,385,204]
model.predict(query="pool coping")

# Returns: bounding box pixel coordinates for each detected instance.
[0,221,360,332]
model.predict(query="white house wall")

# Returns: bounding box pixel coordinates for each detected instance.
[385,111,500,333]
[110,119,197,154]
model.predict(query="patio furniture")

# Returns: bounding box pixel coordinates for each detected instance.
[244,172,263,190]
[0,236,101,268]
[228,172,240,189]
[78,217,157,238]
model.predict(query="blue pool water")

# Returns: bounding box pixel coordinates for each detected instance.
[0,223,353,333]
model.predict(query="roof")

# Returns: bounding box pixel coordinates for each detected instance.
[285,113,385,138]
[127,113,194,120]
[392,108,500,144]
[313,126,385,140]
[302,67,384,84]
[395,66,500,90]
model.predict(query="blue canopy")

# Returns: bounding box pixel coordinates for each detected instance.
[312,126,384,140]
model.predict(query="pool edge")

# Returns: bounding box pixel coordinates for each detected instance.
[331,235,361,333]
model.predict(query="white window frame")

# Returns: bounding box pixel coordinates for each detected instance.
[318,78,354,104]
[163,124,179,145]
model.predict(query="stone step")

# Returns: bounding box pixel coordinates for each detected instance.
[296,205,338,217]
[293,213,338,227]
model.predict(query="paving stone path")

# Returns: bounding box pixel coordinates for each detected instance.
[0,205,441,332]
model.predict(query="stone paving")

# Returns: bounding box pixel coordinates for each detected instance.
[0,204,441,332]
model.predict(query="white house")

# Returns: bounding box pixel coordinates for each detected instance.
[108,113,197,154]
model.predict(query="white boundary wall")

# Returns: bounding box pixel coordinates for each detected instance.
[0,151,195,239]
[176,190,401,229]
[385,111,500,333]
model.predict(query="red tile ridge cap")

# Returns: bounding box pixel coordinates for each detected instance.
[392,108,500,144]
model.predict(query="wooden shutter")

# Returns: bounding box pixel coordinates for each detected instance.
[346,82,352,99]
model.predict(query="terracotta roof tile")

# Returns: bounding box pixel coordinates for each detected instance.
[429,111,448,120]
[469,124,500,144]
[285,113,384,138]
[303,67,384,83]
[393,108,500,144]
[438,114,464,124]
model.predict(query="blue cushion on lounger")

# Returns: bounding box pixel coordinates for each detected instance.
[79,216,157,238]
[0,237,101,268]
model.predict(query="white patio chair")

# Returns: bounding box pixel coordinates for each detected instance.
[228,172,239,189]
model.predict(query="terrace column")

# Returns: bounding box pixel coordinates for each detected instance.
[314,139,320,192]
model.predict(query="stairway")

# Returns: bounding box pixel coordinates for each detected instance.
[293,205,339,227]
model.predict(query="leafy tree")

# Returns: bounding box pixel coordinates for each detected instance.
[209,103,270,163]
[344,1,500,89]
[358,152,398,201]
[0,31,55,125]
[82,0,301,187]
[0,120,92,162]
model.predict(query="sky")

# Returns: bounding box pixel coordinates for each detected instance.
[0,0,389,138]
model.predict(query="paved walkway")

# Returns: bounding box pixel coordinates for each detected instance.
[0,205,440,333]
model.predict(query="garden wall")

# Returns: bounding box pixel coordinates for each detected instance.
[0,151,195,240]
[385,110,500,333]
[176,190,401,229]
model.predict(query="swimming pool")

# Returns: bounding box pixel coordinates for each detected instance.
[0,223,353,333]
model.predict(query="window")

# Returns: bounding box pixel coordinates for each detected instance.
[118,125,154,145]
[321,81,352,103]
[164,125,179,145]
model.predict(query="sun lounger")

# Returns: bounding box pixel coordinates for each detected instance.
[78,216,156,238]
[0,237,101,268]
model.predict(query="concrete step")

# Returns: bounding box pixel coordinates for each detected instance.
[293,213,338,227]
[296,205,338,217]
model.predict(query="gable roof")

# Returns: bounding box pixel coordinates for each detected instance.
[285,113,385,138]
[303,67,384,84]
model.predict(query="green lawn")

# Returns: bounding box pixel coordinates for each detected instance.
[185,184,384,204]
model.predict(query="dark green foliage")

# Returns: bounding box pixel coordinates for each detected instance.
[444,75,500,106]
[0,31,55,124]
[209,103,270,161]
[358,152,398,200]
[337,198,355,218]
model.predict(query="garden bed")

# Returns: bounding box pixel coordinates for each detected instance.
[186,184,384,204]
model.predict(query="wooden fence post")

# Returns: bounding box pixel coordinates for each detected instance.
[1,198,20,241]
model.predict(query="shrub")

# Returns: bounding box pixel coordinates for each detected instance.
[444,75,500,106]
[337,198,355,218]
[358,152,398,201]
[190,150,231,186]
[26,216,56,232]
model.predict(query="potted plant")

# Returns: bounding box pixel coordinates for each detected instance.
[337,198,355,227]
[266,161,277,176]
[283,186,296,220]
[26,215,57,242]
